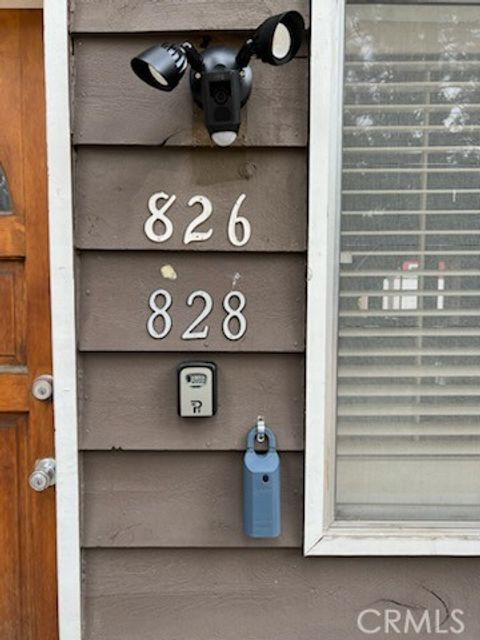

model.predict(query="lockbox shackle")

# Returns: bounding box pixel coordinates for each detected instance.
[246,425,277,451]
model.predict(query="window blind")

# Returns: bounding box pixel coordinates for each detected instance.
[336,5,480,521]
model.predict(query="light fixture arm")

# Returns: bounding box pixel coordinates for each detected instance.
[235,39,255,69]
[182,42,205,73]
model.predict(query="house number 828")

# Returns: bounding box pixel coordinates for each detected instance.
[144,192,252,248]
[147,289,247,341]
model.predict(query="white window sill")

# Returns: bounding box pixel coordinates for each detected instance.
[305,523,480,556]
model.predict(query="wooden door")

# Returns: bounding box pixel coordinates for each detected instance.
[0,10,58,640]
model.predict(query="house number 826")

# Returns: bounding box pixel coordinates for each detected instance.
[144,192,252,248]
[147,289,247,341]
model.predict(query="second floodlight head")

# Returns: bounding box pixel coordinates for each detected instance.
[236,10,305,67]
[131,43,189,91]
[130,10,304,147]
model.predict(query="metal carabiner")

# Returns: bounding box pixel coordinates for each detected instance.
[255,415,266,443]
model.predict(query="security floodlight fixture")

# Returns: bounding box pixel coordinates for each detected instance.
[130,10,304,147]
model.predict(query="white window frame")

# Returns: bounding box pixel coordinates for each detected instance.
[44,1,82,638]
[304,0,480,556]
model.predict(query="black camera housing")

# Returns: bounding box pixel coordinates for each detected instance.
[190,46,252,140]
[201,69,241,135]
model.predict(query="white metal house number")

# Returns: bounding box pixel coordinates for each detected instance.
[147,289,247,341]
[144,192,252,247]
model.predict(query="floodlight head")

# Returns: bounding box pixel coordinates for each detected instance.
[254,11,304,65]
[131,43,188,91]
[237,10,305,68]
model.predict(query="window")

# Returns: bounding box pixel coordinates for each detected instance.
[0,164,12,213]
[305,1,480,555]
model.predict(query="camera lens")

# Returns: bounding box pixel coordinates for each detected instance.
[214,89,228,104]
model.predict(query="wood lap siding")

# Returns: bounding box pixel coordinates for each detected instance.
[79,253,305,352]
[79,353,304,450]
[75,148,307,252]
[84,550,480,640]
[82,452,303,547]
[71,2,308,637]
[70,0,310,32]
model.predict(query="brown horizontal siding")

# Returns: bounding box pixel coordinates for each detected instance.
[71,0,310,32]
[78,252,306,352]
[84,548,480,640]
[74,147,307,252]
[72,36,308,146]
[82,451,303,547]
[72,4,311,632]
[79,353,304,451]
